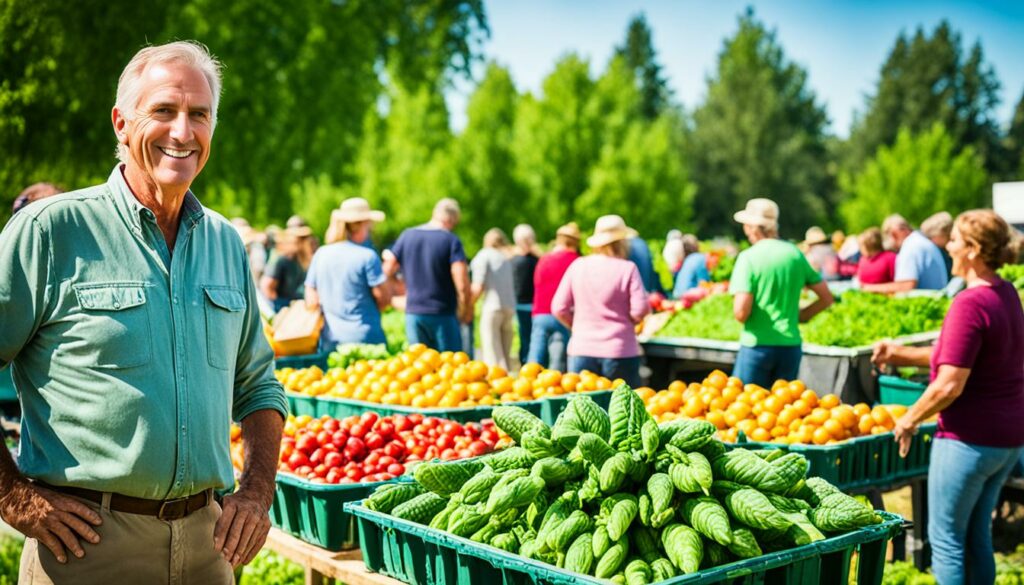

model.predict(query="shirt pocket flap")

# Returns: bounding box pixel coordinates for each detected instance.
[74,283,148,311]
[204,287,246,312]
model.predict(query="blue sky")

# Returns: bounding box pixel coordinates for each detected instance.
[446,0,1024,137]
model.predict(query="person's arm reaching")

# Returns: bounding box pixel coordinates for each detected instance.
[371,284,391,311]
[304,286,320,311]
[451,260,473,323]
[871,342,933,368]
[893,365,969,456]
[799,281,834,323]
[733,293,754,323]
[862,279,916,294]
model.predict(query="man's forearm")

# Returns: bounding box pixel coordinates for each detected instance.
[798,299,829,323]
[862,280,915,294]
[0,440,25,507]
[237,409,284,509]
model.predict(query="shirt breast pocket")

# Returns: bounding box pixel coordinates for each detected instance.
[72,283,153,369]
[203,286,247,371]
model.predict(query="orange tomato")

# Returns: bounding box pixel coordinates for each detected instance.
[800,390,819,408]
[750,427,772,442]
[706,411,727,430]
[832,405,859,430]
[736,419,758,437]
[706,370,728,390]
[858,414,875,435]
[823,418,844,439]
[776,407,798,428]
[683,396,706,418]
[792,399,812,417]
[871,406,894,427]
[812,427,832,445]
[852,402,871,417]
[819,393,840,409]
[807,407,830,425]
[757,411,777,430]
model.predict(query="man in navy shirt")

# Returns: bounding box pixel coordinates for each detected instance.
[383,199,472,351]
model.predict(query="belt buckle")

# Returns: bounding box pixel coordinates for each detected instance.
[157,496,191,521]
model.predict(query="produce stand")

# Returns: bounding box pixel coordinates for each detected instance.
[346,502,905,585]
[641,331,939,405]
[264,528,404,585]
[276,351,332,371]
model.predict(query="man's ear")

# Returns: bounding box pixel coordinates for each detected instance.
[112,107,130,145]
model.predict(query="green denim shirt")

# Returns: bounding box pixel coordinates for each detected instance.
[0,166,287,499]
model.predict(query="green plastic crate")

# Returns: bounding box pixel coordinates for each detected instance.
[270,473,403,551]
[346,502,903,585]
[285,392,319,417]
[0,369,16,404]
[877,375,926,406]
[275,351,331,371]
[535,390,613,426]
[737,423,937,491]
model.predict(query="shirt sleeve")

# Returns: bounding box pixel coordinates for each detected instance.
[470,253,488,286]
[365,254,386,288]
[801,253,823,286]
[265,256,285,281]
[729,253,752,294]
[696,256,710,284]
[388,233,406,265]
[894,248,920,283]
[450,235,468,265]
[304,250,320,289]
[933,296,984,369]
[550,264,575,321]
[627,264,651,322]
[231,239,287,422]
[0,213,53,369]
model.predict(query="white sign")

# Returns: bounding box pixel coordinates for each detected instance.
[993,182,1024,226]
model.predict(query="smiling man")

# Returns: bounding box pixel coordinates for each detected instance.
[0,42,287,584]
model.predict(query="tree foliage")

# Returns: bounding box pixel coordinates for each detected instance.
[843,21,1004,177]
[840,123,988,231]
[1005,91,1024,179]
[614,13,671,120]
[687,10,830,237]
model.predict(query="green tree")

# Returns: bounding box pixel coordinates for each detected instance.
[449,62,528,247]
[578,110,696,238]
[687,10,830,237]
[1005,91,1024,178]
[614,13,671,120]
[512,54,600,234]
[844,21,1004,176]
[840,123,988,231]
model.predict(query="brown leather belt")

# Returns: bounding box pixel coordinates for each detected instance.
[39,482,213,521]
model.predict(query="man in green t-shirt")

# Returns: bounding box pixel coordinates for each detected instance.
[728,199,834,388]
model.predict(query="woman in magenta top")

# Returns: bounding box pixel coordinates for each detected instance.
[856,227,897,285]
[872,210,1023,585]
[551,215,650,387]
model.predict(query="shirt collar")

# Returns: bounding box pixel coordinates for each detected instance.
[106,165,206,233]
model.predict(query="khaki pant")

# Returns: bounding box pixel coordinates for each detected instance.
[19,493,234,585]
[480,308,515,370]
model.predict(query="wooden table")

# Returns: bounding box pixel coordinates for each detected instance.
[263,528,403,585]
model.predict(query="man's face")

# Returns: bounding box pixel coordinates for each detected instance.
[114,62,213,193]
[886,227,908,251]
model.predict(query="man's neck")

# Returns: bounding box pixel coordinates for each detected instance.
[122,165,187,250]
[428,219,450,231]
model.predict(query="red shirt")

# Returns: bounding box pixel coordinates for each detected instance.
[857,251,897,284]
[532,249,580,316]
[931,278,1024,447]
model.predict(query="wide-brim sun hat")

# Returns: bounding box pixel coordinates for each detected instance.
[733,198,779,228]
[332,197,386,224]
[802,226,829,247]
[586,214,638,248]
[556,221,582,240]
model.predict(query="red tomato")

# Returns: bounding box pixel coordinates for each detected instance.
[384,441,406,459]
[376,421,395,439]
[349,423,367,438]
[365,432,385,451]
[360,412,379,427]
[313,464,328,478]
[295,465,312,477]
[468,440,489,456]
[436,434,455,450]
[421,417,439,431]
[441,422,463,435]
[345,467,363,481]
[316,430,332,446]
[310,448,327,465]
[338,477,356,484]
[322,418,341,433]
[378,455,397,468]
[405,437,420,451]
[343,415,361,428]
[324,452,344,469]
[309,477,326,484]
[440,448,458,460]
[481,430,499,445]
[407,414,424,425]
[331,430,349,449]
[321,443,338,454]
[410,444,427,458]
[377,472,395,481]
[287,452,310,470]
[387,463,405,476]
[362,462,376,475]
[326,469,343,484]
[364,451,381,467]
[296,433,319,455]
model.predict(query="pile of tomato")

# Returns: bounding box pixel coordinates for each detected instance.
[276,412,501,484]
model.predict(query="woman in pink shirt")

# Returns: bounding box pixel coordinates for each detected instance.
[856,227,897,285]
[872,210,1024,585]
[551,215,650,387]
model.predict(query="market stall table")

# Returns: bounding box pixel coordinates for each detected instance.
[264,528,404,585]
[641,331,939,405]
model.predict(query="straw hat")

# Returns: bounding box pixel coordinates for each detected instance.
[331,197,386,224]
[586,215,638,248]
[556,221,582,240]
[733,198,779,228]
[802,226,829,247]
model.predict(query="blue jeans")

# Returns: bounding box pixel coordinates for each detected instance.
[515,304,533,364]
[928,438,1023,585]
[526,315,570,372]
[732,345,802,388]
[568,355,642,388]
[405,314,462,352]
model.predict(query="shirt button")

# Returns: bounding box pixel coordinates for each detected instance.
[173,298,179,305]
[113,301,120,309]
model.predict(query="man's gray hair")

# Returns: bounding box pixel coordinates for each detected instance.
[432,198,461,223]
[114,41,223,162]
[512,224,535,247]
[882,213,912,234]
[681,234,700,255]
[921,211,953,239]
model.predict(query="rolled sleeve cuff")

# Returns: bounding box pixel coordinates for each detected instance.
[233,381,289,423]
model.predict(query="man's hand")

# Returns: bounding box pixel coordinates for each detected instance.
[871,341,897,368]
[0,479,102,563]
[213,488,271,568]
[892,414,919,458]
